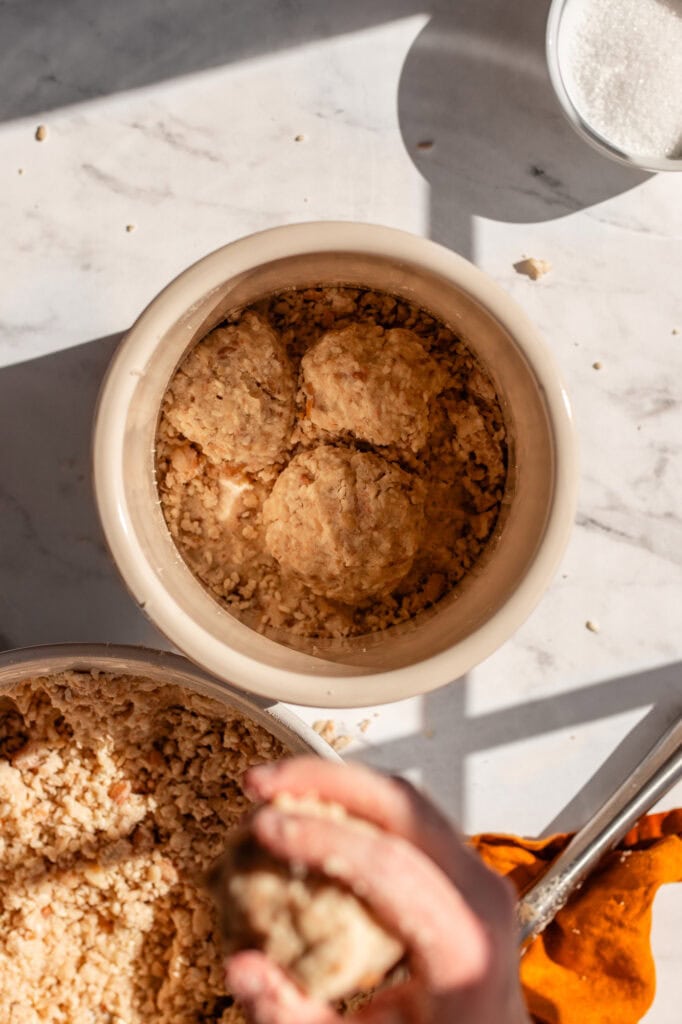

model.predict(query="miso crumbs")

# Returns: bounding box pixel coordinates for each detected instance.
[0,672,287,1023]
[156,286,508,640]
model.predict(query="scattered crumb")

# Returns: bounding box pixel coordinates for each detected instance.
[358,719,371,734]
[125,223,136,233]
[585,619,600,633]
[592,361,603,370]
[312,719,336,744]
[312,720,352,753]
[35,124,47,142]
[416,139,434,151]
[17,168,24,175]
[673,328,679,335]
[294,134,305,142]
[619,851,632,863]
[571,928,581,935]
[514,257,552,280]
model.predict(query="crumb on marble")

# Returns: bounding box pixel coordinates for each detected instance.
[585,619,600,633]
[125,223,136,233]
[416,140,434,151]
[17,168,24,175]
[514,257,551,281]
[312,719,352,753]
[313,719,336,744]
[294,134,305,142]
[35,124,47,142]
[358,719,371,734]
[592,361,603,370]
[673,328,679,335]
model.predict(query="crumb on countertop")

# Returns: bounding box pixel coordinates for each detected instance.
[35,124,47,142]
[585,619,600,633]
[514,257,552,280]
[312,719,353,753]
[313,719,336,743]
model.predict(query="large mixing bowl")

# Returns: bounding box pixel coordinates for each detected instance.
[0,644,337,758]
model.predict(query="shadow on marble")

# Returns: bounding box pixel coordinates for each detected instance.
[0,335,165,652]
[354,677,468,823]
[355,661,681,834]
[0,0,426,121]
[397,0,649,256]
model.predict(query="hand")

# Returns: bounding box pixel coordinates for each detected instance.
[225,758,530,1024]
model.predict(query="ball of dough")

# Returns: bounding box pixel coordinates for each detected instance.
[165,311,295,472]
[208,802,404,1002]
[300,323,444,453]
[263,446,424,604]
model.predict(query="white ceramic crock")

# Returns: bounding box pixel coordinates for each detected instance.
[93,222,578,707]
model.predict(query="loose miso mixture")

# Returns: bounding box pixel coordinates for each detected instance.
[156,287,508,639]
[0,672,286,1023]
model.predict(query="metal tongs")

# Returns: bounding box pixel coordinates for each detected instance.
[517,714,682,949]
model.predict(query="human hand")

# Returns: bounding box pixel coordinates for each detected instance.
[226,757,530,1024]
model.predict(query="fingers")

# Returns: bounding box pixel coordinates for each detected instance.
[245,758,468,884]
[250,806,491,990]
[226,950,341,1024]
[353,980,433,1024]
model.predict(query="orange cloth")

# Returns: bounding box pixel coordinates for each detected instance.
[472,809,682,1024]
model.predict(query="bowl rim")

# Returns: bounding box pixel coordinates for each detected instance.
[0,642,339,760]
[545,0,682,174]
[93,221,578,707]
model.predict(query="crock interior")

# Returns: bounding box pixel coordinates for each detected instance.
[118,250,556,678]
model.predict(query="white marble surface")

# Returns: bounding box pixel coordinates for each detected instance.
[0,1,681,1019]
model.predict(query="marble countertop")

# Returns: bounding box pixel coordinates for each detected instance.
[1,1,681,1018]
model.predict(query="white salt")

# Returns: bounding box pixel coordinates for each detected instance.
[558,0,682,160]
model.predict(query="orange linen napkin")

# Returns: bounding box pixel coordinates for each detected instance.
[472,809,682,1024]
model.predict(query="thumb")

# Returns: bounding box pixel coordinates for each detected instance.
[226,951,342,1024]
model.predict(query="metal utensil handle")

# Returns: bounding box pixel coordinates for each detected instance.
[517,715,682,948]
